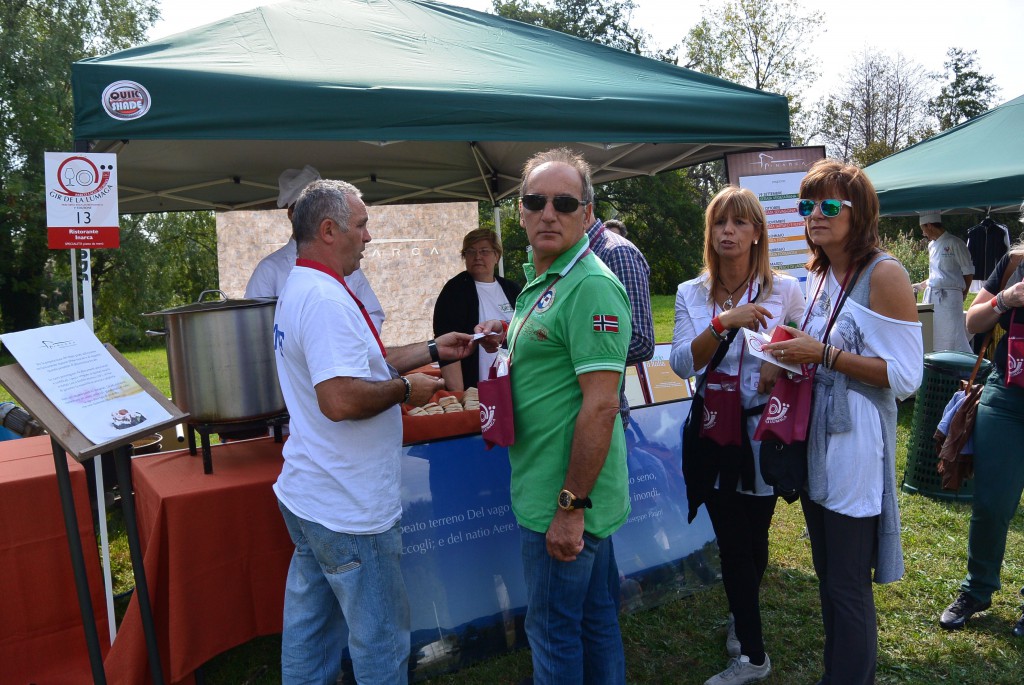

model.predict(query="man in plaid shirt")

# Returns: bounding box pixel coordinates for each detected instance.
[586,218,655,421]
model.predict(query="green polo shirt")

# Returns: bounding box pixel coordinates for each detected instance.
[507,235,632,538]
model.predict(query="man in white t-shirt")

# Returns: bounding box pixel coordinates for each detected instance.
[272,179,501,684]
[245,165,385,333]
[913,213,974,353]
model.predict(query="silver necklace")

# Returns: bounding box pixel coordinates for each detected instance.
[821,269,842,313]
[717,273,750,310]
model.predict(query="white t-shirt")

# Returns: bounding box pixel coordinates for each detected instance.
[670,273,806,496]
[245,239,386,334]
[272,266,402,534]
[803,269,923,517]
[925,232,974,293]
[475,280,515,380]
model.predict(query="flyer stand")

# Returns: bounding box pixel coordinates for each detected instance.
[0,344,187,685]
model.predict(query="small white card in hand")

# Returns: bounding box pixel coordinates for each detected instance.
[741,328,802,375]
[471,332,498,341]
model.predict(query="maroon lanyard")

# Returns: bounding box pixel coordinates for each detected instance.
[803,267,854,333]
[295,258,386,359]
[711,278,757,375]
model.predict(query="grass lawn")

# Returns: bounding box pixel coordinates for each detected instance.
[10,298,1024,683]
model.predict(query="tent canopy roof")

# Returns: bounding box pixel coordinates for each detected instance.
[865,93,1024,216]
[72,0,791,212]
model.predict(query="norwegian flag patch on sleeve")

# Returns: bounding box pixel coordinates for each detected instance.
[593,315,619,333]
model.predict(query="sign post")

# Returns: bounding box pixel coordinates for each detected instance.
[44,151,120,645]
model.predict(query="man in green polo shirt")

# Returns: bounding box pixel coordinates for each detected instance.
[506,148,632,684]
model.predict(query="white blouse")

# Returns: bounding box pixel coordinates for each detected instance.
[671,272,806,496]
[803,269,923,517]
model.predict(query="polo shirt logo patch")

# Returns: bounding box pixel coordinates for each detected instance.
[536,287,556,312]
[593,315,619,333]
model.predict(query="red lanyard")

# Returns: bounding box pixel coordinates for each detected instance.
[295,258,386,359]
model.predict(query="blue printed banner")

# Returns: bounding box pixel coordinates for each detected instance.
[393,400,719,680]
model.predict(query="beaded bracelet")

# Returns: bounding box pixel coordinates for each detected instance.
[995,290,1010,313]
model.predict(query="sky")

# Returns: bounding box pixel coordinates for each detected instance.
[150,0,1024,107]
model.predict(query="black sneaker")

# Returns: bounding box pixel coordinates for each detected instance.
[939,592,991,630]
[1012,611,1024,638]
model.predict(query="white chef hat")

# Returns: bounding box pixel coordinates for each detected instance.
[277,165,321,208]
[919,212,942,226]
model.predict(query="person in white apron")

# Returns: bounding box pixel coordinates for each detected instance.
[914,213,973,353]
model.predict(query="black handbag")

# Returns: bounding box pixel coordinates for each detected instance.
[682,328,755,522]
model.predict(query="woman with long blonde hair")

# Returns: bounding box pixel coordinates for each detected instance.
[670,185,804,685]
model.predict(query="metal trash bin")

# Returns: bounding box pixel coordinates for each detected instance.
[902,351,991,501]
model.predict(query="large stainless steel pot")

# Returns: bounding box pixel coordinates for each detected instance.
[145,290,284,423]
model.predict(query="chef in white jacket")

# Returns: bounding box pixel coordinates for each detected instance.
[914,212,973,353]
[245,165,385,333]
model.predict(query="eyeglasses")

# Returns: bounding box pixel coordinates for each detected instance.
[521,194,588,213]
[797,199,852,218]
[463,248,496,258]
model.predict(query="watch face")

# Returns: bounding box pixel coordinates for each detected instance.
[558,490,572,509]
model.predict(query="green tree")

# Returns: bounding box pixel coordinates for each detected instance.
[91,212,219,348]
[928,47,999,131]
[682,0,822,142]
[490,0,706,292]
[492,0,651,54]
[0,0,158,333]
[815,49,933,163]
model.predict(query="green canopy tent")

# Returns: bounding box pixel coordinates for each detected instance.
[71,0,791,212]
[865,93,1024,216]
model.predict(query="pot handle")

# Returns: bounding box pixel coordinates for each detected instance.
[197,289,228,303]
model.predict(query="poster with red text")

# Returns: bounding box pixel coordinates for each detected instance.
[45,152,120,249]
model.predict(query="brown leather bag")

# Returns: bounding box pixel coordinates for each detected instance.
[935,254,1022,490]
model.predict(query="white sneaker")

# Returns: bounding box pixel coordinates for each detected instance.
[703,655,772,685]
[726,614,740,658]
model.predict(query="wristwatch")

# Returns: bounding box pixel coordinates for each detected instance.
[558,489,593,512]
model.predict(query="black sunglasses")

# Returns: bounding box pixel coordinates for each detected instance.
[521,194,587,213]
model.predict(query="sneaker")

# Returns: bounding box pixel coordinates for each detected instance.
[726,614,741,658]
[939,592,991,630]
[703,655,771,685]
[1012,611,1024,638]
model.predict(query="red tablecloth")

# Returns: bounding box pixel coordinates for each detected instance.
[104,438,292,685]
[0,435,110,685]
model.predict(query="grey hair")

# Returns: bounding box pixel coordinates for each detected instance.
[291,179,363,246]
[520,147,594,205]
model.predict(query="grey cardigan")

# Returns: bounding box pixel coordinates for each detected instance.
[807,254,905,584]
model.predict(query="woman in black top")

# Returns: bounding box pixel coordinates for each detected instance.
[432,229,521,391]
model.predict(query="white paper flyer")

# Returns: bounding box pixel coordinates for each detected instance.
[741,328,803,375]
[0,320,171,445]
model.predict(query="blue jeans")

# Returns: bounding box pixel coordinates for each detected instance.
[278,501,410,685]
[520,526,626,685]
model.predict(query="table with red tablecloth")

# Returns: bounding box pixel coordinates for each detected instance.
[103,437,292,685]
[0,435,110,685]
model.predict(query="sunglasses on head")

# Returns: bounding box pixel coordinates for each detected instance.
[797,199,852,218]
[521,194,587,213]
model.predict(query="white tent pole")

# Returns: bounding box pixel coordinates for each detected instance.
[70,250,80,320]
[494,206,504,278]
[77,247,115,643]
